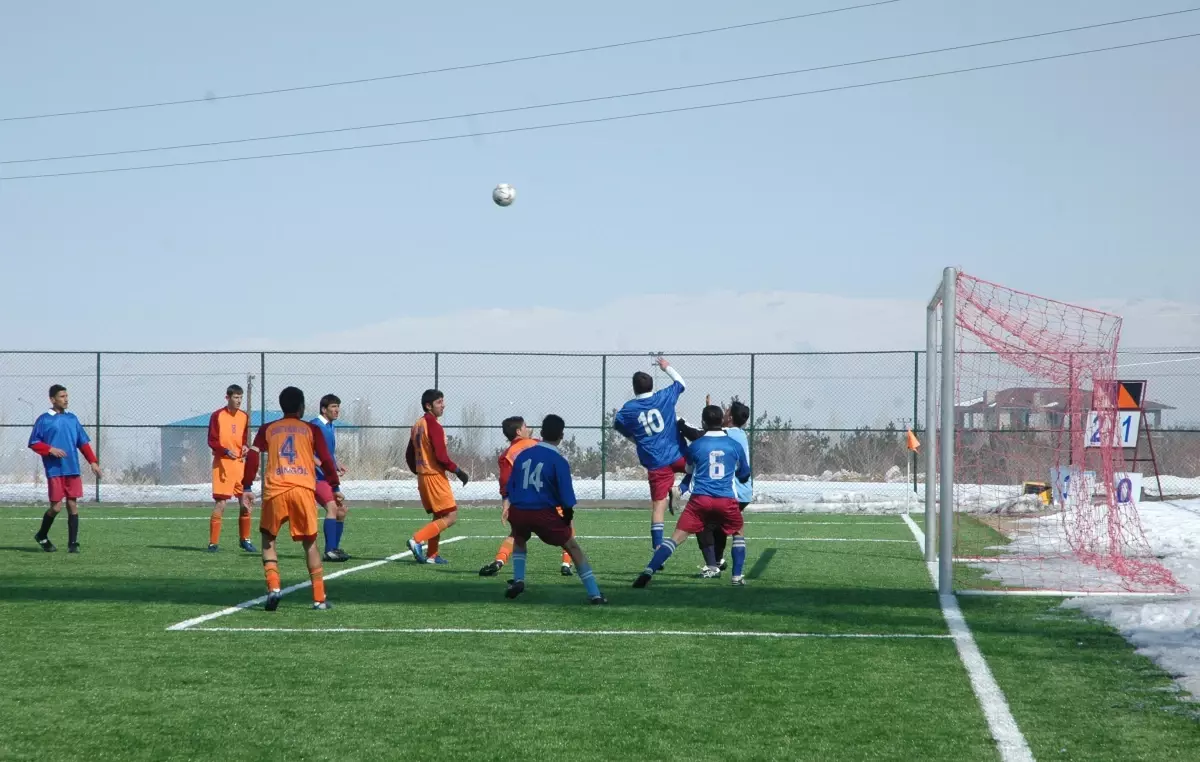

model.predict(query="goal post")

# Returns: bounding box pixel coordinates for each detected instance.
[926,267,956,594]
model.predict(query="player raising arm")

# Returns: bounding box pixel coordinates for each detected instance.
[504,415,606,604]
[207,384,255,553]
[405,389,469,565]
[241,386,341,611]
[634,404,751,588]
[311,394,349,562]
[613,356,687,551]
[480,416,573,577]
[29,384,102,553]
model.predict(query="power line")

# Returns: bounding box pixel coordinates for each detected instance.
[0,1,900,123]
[8,7,1196,166]
[4,33,1196,182]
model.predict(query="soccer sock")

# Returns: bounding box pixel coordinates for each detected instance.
[413,518,449,544]
[714,531,729,564]
[732,537,747,577]
[36,510,56,539]
[645,538,677,574]
[67,514,79,545]
[427,535,440,558]
[238,512,251,542]
[495,537,514,564]
[561,550,572,565]
[512,550,527,582]
[209,510,222,545]
[335,519,345,548]
[697,526,714,563]
[323,518,338,554]
[701,542,718,568]
[577,562,602,598]
[651,522,664,549]
[263,560,281,591]
[311,567,326,603]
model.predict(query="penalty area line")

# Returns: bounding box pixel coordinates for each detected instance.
[183,626,954,639]
[165,535,468,632]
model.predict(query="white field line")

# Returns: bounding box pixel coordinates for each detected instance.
[0,517,903,526]
[957,589,1184,598]
[0,516,209,520]
[165,535,467,632]
[467,535,911,542]
[901,514,1034,762]
[185,626,954,639]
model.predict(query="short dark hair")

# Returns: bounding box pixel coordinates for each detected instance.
[421,389,444,412]
[279,386,305,416]
[541,414,566,443]
[226,384,244,397]
[730,400,751,427]
[502,416,525,442]
[48,384,66,398]
[632,371,653,395]
[702,405,724,430]
[320,394,341,411]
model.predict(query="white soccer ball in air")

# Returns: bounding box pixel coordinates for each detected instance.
[492,183,516,207]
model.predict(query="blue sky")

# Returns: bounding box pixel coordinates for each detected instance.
[2,0,1198,351]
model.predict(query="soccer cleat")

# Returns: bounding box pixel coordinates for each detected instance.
[718,558,728,571]
[333,548,351,561]
[505,579,525,599]
[407,538,427,564]
[68,543,80,554]
[206,543,219,553]
[589,595,609,605]
[323,549,349,563]
[561,563,573,577]
[633,573,652,589]
[699,566,722,579]
[34,535,57,553]
[265,590,282,612]
[428,555,450,565]
[731,575,746,586]
[239,539,258,553]
[479,560,504,577]
[312,600,332,610]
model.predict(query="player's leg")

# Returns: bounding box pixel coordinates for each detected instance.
[562,537,606,604]
[504,530,530,599]
[408,476,456,563]
[302,537,329,609]
[720,500,748,586]
[34,479,64,551]
[648,468,668,549]
[65,495,81,553]
[289,490,328,609]
[634,525,693,588]
[334,498,349,558]
[555,507,573,576]
[209,498,226,551]
[481,535,514,576]
[712,529,729,571]
[210,459,232,551]
[260,496,284,610]
[730,534,747,586]
[235,483,256,554]
[696,524,718,570]
[316,481,343,562]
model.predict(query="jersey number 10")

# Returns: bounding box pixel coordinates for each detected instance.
[638,409,665,436]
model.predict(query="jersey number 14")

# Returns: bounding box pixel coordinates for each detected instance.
[521,459,545,491]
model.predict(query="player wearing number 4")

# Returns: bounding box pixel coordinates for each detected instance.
[504,415,606,604]
[613,356,687,552]
[405,389,469,564]
[634,404,750,588]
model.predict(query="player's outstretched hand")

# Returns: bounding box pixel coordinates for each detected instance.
[561,506,574,524]
[455,468,470,486]
[90,462,102,479]
[656,356,670,371]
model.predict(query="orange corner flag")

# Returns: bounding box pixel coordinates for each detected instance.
[906,430,921,452]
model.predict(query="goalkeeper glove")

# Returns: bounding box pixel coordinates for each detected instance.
[561,506,574,524]
[455,468,470,486]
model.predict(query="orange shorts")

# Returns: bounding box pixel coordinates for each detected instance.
[212,457,245,501]
[260,488,318,541]
[417,474,456,515]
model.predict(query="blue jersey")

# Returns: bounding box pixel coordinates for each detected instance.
[309,415,338,482]
[725,427,753,503]
[28,410,91,478]
[613,371,687,469]
[506,443,577,511]
[686,432,750,500]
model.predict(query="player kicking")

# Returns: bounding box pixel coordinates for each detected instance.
[613,356,687,551]
[634,404,750,588]
[311,394,349,562]
[503,415,606,604]
[240,386,341,611]
[207,384,256,553]
[405,389,469,564]
[480,416,573,577]
[28,384,102,553]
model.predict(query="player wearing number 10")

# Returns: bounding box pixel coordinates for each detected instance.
[613,356,687,551]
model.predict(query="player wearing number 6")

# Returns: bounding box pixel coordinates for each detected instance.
[634,404,751,588]
[613,356,687,551]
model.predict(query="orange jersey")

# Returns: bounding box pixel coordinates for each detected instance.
[497,437,539,497]
[244,418,338,500]
[208,408,249,459]
[406,413,458,476]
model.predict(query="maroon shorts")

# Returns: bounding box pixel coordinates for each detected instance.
[47,475,84,503]
[647,458,687,501]
[677,495,744,536]
[315,481,337,506]
[509,507,573,547]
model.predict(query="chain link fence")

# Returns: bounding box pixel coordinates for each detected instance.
[2,350,1198,506]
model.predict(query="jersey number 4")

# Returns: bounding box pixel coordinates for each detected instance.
[280,435,297,465]
[521,459,545,491]
[637,409,665,436]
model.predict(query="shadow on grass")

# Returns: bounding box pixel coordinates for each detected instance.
[148,545,214,554]
[0,545,44,554]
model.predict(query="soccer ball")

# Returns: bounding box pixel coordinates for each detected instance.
[492,183,516,207]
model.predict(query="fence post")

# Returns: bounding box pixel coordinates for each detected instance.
[259,352,267,483]
[95,352,101,503]
[601,354,607,500]
[912,350,920,494]
[748,353,756,468]
[434,352,440,389]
